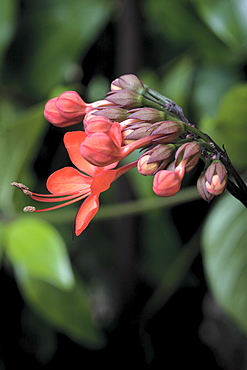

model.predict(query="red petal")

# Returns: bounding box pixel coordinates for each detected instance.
[64,131,98,176]
[75,194,99,235]
[47,167,92,194]
[109,121,122,146]
[91,169,116,193]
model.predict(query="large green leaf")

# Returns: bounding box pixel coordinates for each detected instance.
[200,83,247,169]
[201,193,247,334]
[6,0,113,99]
[192,0,247,52]
[5,216,75,290]
[16,266,106,348]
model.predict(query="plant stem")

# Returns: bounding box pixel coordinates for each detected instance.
[141,87,247,207]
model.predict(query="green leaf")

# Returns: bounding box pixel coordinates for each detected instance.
[200,83,247,169]
[192,64,238,119]
[6,0,114,99]
[5,216,75,290]
[16,266,106,348]
[159,54,196,110]
[0,0,17,72]
[140,210,181,282]
[193,0,247,52]
[144,0,228,61]
[202,193,247,334]
[0,102,46,212]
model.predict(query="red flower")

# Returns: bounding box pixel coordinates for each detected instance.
[13,131,136,236]
[80,115,167,167]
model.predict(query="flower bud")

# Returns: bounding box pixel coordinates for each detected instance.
[153,169,184,197]
[83,115,114,135]
[137,155,160,176]
[80,133,123,167]
[44,97,81,127]
[122,123,154,140]
[55,91,90,119]
[146,144,175,163]
[122,129,136,145]
[105,90,143,109]
[93,106,128,122]
[174,142,201,173]
[150,120,185,143]
[137,144,174,175]
[128,107,167,123]
[110,74,144,93]
[197,173,214,202]
[205,160,227,195]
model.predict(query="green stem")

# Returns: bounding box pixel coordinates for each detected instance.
[141,87,247,207]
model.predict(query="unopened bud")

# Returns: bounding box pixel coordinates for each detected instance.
[205,160,227,195]
[175,142,201,173]
[80,133,123,167]
[128,108,167,123]
[93,106,128,122]
[153,169,184,197]
[83,115,114,135]
[55,91,90,120]
[137,155,159,176]
[105,90,143,109]
[44,97,79,127]
[110,74,144,93]
[146,144,175,163]
[150,120,185,143]
[122,123,153,140]
[197,173,214,202]
[122,129,135,145]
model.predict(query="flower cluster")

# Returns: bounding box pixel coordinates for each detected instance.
[12,74,229,236]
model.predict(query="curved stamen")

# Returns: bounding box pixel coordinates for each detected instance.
[25,193,91,213]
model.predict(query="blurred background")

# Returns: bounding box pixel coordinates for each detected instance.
[1,0,247,368]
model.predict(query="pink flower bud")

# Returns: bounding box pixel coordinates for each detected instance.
[83,115,114,135]
[205,161,227,195]
[55,91,90,119]
[153,169,184,197]
[80,133,123,167]
[44,97,81,127]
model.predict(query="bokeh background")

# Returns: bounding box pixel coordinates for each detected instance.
[1,0,247,368]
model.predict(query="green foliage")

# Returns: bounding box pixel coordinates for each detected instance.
[5,217,75,289]
[200,83,247,169]
[4,0,114,100]
[202,193,247,334]
[0,102,46,213]
[0,0,247,364]
[193,0,247,53]
[17,270,106,348]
